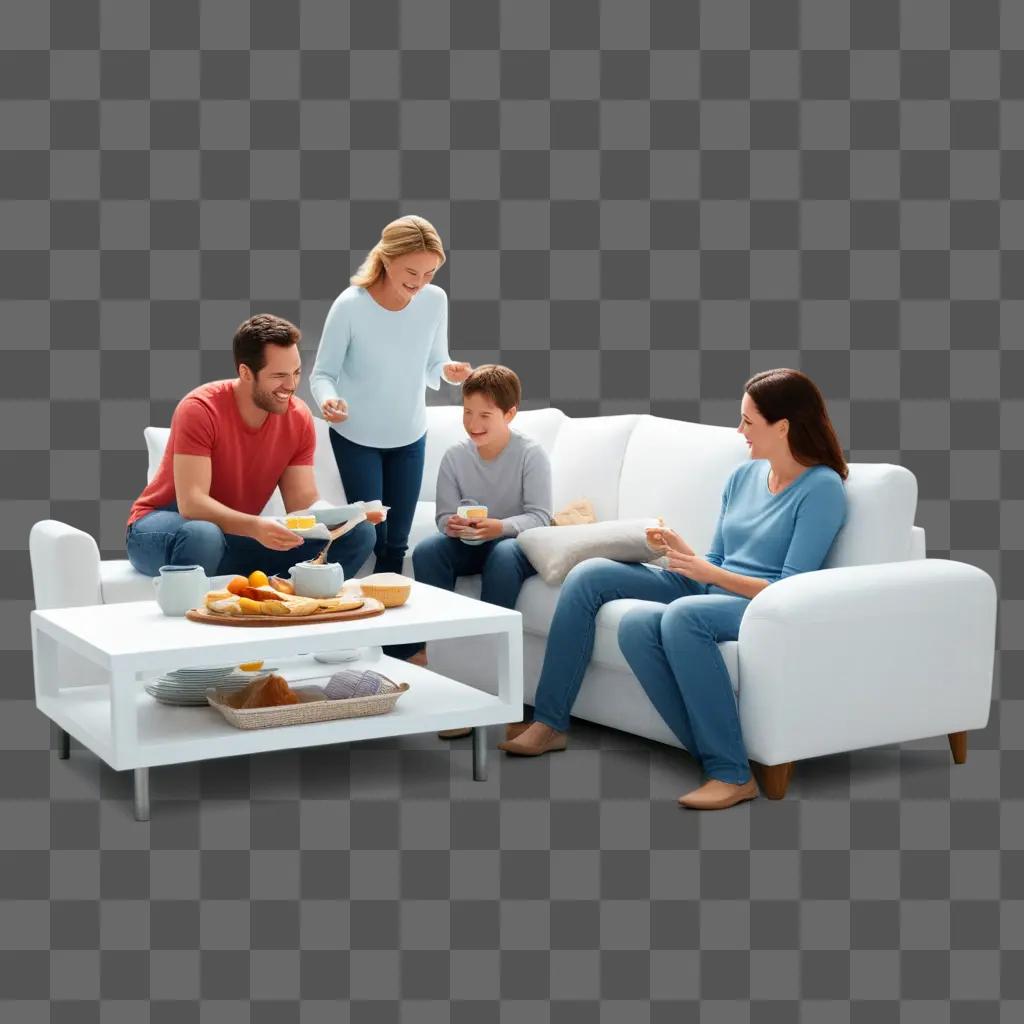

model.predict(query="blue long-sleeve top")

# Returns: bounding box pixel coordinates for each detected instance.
[309,284,452,449]
[704,460,847,594]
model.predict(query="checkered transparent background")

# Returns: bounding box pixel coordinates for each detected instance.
[1,0,1022,1019]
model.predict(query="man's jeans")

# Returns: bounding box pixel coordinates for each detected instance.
[126,504,377,581]
[384,533,537,660]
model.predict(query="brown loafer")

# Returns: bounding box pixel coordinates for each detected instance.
[497,722,567,756]
[437,727,472,739]
[677,777,759,810]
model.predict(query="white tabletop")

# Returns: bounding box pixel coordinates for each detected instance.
[31,582,521,671]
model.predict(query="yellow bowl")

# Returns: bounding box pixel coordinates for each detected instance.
[359,573,412,608]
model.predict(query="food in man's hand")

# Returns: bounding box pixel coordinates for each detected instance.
[248,570,270,588]
[286,515,316,530]
[226,576,249,596]
[268,576,295,596]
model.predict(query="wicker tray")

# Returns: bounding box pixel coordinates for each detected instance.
[206,681,409,729]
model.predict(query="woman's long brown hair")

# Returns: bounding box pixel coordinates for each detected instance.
[745,368,849,481]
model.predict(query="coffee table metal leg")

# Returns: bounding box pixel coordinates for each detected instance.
[57,728,70,760]
[133,768,150,822]
[472,726,487,781]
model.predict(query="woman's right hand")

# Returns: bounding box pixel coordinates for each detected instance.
[252,518,306,552]
[321,397,349,423]
[646,526,693,555]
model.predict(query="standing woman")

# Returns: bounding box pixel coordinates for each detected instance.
[311,216,472,573]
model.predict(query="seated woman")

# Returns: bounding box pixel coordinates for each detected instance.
[498,369,848,811]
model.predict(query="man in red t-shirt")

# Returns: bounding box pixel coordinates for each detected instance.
[126,314,374,579]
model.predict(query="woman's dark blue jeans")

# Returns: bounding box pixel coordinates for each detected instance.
[329,430,426,575]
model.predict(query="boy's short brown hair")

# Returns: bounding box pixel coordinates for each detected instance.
[462,364,522,413]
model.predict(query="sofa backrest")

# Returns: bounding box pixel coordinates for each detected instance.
[618,415,749,558]
[144,412,920,569]
[822,463,917,568]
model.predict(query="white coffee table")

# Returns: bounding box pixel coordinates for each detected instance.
[31,582,523,820]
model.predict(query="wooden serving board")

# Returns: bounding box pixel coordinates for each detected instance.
[185,597,385,627]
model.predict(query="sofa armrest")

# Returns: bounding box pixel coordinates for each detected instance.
[29,520,103,610]
[736,559,997,766]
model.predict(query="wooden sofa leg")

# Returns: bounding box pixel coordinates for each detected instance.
[751,761,794,800]
[948,731,967,765]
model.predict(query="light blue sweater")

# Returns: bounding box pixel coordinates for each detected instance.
[309,284,452,449]
[706,460,847,593]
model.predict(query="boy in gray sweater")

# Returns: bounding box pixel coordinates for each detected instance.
[386,365,551,672]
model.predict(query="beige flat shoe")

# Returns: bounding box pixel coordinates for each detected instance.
[497,722,567,756]
[437,727,472,739]
[677,777,759,810]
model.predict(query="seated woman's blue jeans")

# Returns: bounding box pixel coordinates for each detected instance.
[531,557,753,785]
[126,504,376,581]
[329,430,426,575]
[384,533,537,660]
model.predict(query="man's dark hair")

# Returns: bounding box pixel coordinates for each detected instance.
[232,314,301,375]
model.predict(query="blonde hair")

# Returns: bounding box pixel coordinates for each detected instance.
[351,215,446,289]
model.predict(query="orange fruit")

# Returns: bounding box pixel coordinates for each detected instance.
[226,576,249,596]
[248,570,270,588]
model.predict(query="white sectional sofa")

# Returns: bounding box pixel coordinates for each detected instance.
[30,406,997,798]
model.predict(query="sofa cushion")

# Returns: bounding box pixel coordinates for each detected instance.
[101,559,158,604]
[617,415,748,559]
[823,463,917,568]
[550,415,639,522]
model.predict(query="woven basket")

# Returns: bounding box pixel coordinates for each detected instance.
[207,681,409,730]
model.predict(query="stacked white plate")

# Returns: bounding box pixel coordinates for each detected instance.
[145,664,277,707]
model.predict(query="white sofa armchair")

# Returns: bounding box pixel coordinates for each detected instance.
[30,406,997,798]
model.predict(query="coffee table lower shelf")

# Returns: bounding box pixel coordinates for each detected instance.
[42,655,516,819]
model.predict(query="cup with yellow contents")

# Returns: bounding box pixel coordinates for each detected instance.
[456,502,488,546]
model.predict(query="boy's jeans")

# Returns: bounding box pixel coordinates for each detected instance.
[384,533,536,660]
